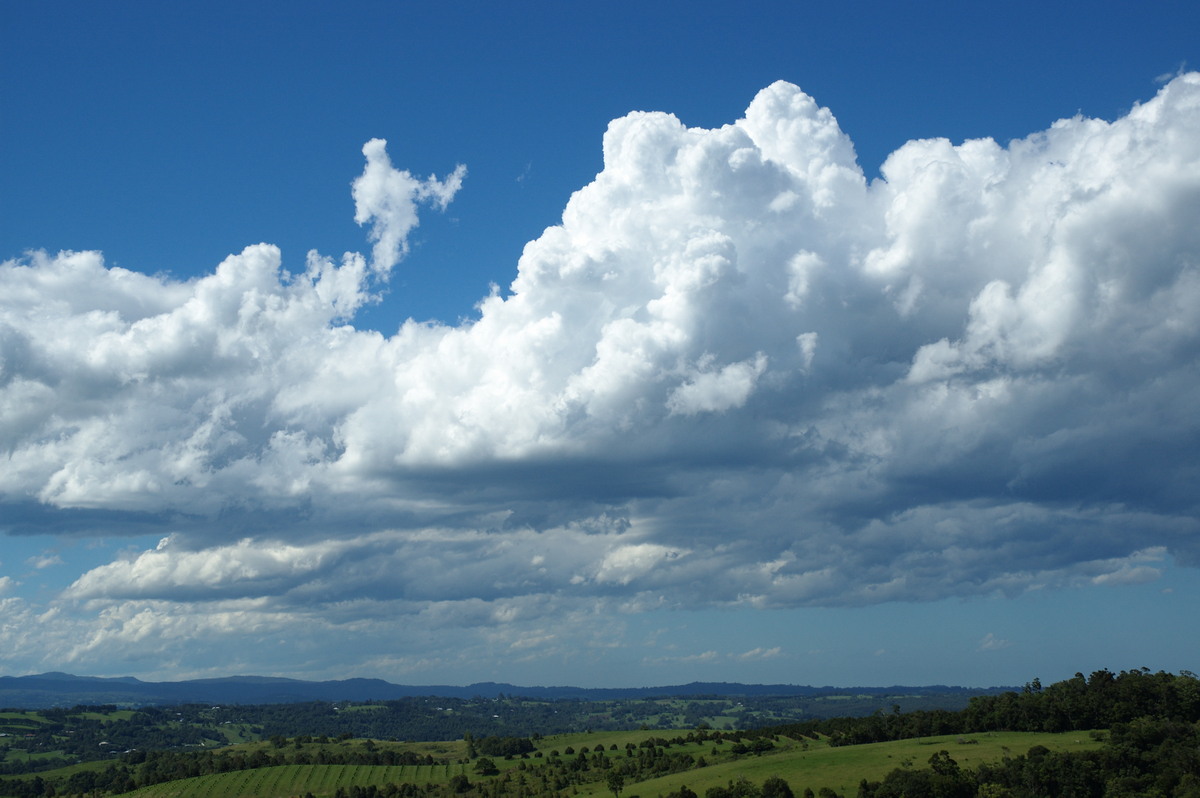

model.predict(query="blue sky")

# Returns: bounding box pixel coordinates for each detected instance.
[2,0,1198,688]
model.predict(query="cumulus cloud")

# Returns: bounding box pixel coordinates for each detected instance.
[2,76,1200,674]
[353,138,466,273]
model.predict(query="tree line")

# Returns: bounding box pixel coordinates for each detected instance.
[854,715,1200,798]
[732,669,1200,746]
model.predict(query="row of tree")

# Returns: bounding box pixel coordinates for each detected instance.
[730,669,1200,747]
[855,715,1200,798]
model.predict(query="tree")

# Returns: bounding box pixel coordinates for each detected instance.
[762,776,795,798]
[606,769,625,798]
[729,778,761,798]
[474,757,499,776]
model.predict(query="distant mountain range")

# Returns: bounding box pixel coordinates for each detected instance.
[0,671,1005,709]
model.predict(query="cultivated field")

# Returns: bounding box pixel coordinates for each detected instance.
[111,729,1102,798]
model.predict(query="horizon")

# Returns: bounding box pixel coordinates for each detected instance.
[5,669,1021,689]
[2,1,1199,689]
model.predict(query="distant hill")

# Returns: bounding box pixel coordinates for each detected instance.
[0,672,1007,709]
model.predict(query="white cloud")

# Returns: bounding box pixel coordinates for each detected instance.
[1086,547,1166,586]
[977,633,1011,652]
[63,537,347,601]
[352,138,466,274]
[667,353,768,416]
[644,650,721,666]
[595,543,686,585]
[2,75,1200,675]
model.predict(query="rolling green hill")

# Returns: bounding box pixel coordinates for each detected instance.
[116,763,469,798]
[107,730,1101,798]
[1,670,1196,798]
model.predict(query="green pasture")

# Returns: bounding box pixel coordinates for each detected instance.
[0,711,48,730]
[212,723,259,744]
[576,731,1104,798]
[2,748,67,764]
[537,729,696,751]
[0,757,115,785]
[91,728,1107,798]
[75,710,140,722]
[114,761,472,798]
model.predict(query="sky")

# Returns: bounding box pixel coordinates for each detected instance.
[2,0,1199,689]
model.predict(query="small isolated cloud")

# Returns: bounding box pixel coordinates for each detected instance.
[1092,566,1162,586]
[1157,62,1189,83]
[26,553,63,570]
[352,138,466,274]
[644,650,721,666]
[0,576,17,596]
[978,633,1012,652]
[508,631,556,651]
[735,646,782,661]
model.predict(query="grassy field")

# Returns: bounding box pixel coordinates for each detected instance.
[115,762,475,798]
[575,731,1103,798]
[74,710,140,722]
[0,711,49,734]
[0,712,49,722]
[106,729,1103,798]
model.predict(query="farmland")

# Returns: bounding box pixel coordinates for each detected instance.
[110,730,1101,798]
[0,669,1197,797]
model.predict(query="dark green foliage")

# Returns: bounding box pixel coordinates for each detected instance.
[667,786,699,798]
[746,668,1200,747]
[761,775,794,798]
[869,716,1200,798]
[476,735,536,757]
[960,669,1200,733]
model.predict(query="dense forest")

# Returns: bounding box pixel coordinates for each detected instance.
[0,669,1196,798]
